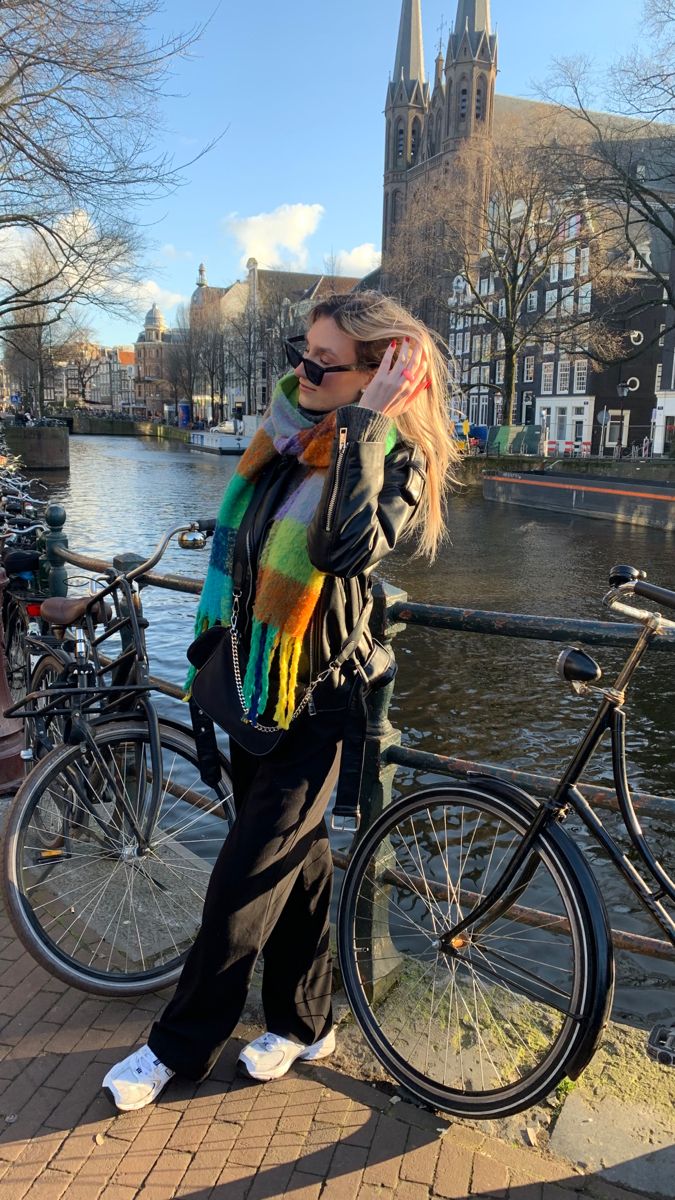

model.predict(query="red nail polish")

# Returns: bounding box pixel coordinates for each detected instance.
[390,340,397,348]
[424,380,431,390]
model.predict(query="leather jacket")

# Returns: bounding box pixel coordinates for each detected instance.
[232,403,426,703]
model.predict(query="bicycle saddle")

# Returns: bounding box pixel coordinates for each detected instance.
[40,596,112,627]
[3,549,40,574]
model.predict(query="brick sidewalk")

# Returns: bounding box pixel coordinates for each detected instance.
[0,911,657,1200]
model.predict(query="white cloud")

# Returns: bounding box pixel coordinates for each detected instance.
[160,243,193,262]
[133,279,187,313]
[334,243,381,277]
[225,202,325,270]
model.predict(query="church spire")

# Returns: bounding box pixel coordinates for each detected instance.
[448,0,497,64]
[393,0,425,85]
[454,0,491,38]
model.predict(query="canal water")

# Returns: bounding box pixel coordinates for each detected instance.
[43,436,675,1018]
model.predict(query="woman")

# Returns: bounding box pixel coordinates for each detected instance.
[103,290,459,1111]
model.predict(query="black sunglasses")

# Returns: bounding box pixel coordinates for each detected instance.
[285,336,378,387]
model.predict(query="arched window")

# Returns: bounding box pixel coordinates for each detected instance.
[427,120,435,158]
[459,83,469,122]
[435,111,443,151]
[411,118,422,164]
[396,123,405,161]
[476,83,484,120]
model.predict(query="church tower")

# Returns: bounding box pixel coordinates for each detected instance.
[444,0,497,149]
[382,0,429,255]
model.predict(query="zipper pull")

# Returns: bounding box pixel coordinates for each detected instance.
[338,427,347,450]
[308,692,317,717]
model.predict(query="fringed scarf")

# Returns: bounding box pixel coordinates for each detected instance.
[188,373,396,729]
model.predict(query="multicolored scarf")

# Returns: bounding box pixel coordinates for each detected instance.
[188,373,396,728]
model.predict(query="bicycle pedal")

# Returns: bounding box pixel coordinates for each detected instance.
[646,1022,675,1067]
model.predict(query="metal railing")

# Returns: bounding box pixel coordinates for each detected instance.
[41,504,675,962]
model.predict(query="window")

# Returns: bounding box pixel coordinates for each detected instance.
[495,359,505,384]
[563,247,576,280]
[479,393,489,424]
[557,360,571,392]
[488,275,496,294]
[556,408,568,440]
[472,336,481,361]
[656,363,663,392]
[523,356,535,383]
[565,214,582,241]
[469,394,479,422]
[463,331,471,355]
[498,298,506,318]
[480,276,489,295]
[480,365,490,384]
[497,332,505,351]
[459,86,468,120]
[580,247,590,277]
[545,290,558,318]
[471,366,480,385]
[397,125,405,159]
[527,291,538,313]
[541,363,554,394]
[659,323,666,347]
[482,333,492,359]
[561,286,575,315]
[543,339,556,356]
[550,260,559,283]
[573,359,588,393]
[476,84,484,120]
[578,283,592,314]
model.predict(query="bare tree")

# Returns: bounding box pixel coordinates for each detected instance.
[449,136,627,424]
[167,304,200,421]
[0,1,210,331]
[541,1,675,326]
[382,179,459,331]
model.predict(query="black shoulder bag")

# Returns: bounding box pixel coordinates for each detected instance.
[187,589,376,757]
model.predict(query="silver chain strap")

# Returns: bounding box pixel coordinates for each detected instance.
[229,591,339,732]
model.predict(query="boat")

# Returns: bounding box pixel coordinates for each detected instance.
[483,469,675,531]
[188,430,252,456]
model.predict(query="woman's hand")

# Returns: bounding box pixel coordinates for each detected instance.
[358,338,429,417]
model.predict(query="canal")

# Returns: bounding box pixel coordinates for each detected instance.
[42,435,675,1018]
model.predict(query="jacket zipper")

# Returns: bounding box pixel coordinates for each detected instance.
[325,427,348,532]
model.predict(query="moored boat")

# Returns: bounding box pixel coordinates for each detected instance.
[483,469,675,531]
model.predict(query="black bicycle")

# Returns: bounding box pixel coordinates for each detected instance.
[1,521,236,997]
[336,564,674,1118]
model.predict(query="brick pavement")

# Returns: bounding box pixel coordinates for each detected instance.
[0,912,659,1200]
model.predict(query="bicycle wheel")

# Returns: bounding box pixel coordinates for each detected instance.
[338,784,611,1118]
[3,597,28,703]
[2,717,235,996]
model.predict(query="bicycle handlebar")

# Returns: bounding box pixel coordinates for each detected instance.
[121,520,214,584]
[604,583,675,629]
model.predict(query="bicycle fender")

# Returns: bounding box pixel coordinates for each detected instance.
[458,776,616,1081]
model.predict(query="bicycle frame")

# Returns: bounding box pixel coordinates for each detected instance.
[447,613,675,949]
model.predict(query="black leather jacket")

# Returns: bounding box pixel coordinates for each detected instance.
[232,403,426,702]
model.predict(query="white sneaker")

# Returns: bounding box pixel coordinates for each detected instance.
[102,1044,175,1112]
[238,1028,336,1081]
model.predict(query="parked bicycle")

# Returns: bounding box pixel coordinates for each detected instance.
[336,563,674,1117]
[2,558,673,1118]
[2,520,235,997]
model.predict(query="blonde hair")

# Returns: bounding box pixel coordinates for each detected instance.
[309,291,460,560]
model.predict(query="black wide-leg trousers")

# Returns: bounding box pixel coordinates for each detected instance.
[147,708,344,1081]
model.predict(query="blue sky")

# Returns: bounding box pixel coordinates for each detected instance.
[94,0,644,347]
